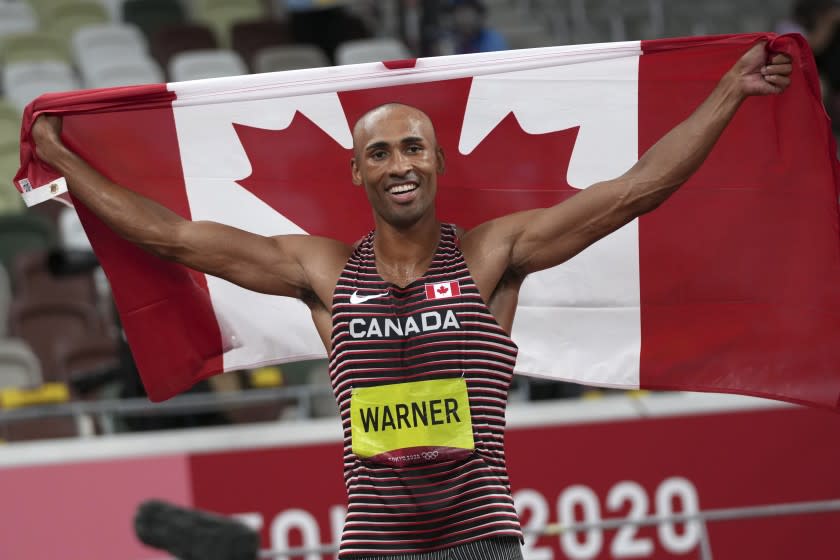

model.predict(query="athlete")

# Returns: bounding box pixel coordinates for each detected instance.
[31,42,791,559]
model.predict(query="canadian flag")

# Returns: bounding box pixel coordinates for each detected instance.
[14,33,840,408]
[425,281,462,300]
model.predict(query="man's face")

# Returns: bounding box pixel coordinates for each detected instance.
[453,5,482,37]
[351,105,445,228]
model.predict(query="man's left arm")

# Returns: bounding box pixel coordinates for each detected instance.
[464,42,792,282]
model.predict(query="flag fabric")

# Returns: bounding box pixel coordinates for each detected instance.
[14,33,840,407]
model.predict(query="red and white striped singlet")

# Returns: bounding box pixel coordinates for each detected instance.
[329,224,522,557]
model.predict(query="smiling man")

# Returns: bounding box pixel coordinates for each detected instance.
[31,42,791,559]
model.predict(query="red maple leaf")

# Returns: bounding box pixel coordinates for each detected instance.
[437,285,449,294]
[235,77,583,242]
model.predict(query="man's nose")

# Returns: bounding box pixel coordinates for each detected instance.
[388,151,413,176]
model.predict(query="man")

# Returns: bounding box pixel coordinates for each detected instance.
[450,0,508,54]
[31,42,791,559]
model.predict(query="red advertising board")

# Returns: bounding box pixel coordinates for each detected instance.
[188,404,840,560]
[2,398,839,559]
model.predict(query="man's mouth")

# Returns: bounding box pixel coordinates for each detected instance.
[386,182,420,203]
[387,182,418,194]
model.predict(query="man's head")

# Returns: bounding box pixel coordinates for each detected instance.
[452,0,486,38]
[351,103,445,229]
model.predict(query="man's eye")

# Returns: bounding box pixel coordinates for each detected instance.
[407,145,422,153]
[371,151,387,160]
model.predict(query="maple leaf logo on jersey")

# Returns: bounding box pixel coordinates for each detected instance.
[234,78,582,243]
[425,281,461,300]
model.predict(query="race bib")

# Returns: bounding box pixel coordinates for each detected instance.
[351,378,474,466]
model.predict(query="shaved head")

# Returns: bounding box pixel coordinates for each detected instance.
[349,102,445,229]
[352,103,438,156]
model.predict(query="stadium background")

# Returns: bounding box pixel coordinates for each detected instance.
[0,1,838,559]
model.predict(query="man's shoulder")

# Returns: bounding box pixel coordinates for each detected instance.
[282,234,354,265]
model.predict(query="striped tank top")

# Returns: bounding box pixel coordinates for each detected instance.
[329,223,522,557]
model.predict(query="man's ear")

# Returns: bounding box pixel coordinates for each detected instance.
[351,157,362,185]
[436,147,446,175]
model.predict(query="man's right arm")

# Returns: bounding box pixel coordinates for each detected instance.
[32,115,350,300]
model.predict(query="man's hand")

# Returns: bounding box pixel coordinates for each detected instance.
[730,42,793,97]
[32,114,64,166]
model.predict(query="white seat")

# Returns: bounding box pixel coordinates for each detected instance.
[98,0,127,22]
[0,2,38,39]
[58,207,94,252]
[82,55,164,88]
[169,49,248,81]
[72,23,149,75]
[57,208,113,313]
[0,338,43,389]
[335,38,411,66]
[253,45,330,74]
[2,61,80,111]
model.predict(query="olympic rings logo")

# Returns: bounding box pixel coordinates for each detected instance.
[421,450,439,460]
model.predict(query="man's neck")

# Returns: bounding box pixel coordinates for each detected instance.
[373,213,441,286]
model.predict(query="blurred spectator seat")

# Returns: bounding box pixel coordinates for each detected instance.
[0,100,20,151]
[0,150,26,215]
[0,265,11,337]
[122,0,187,41]
[305,360,338,418]
[82,56,165,88]
[169,49,247,81]
[0,212,55,273]
[58,207,93,253]
[192,0,265,19]
[499,23,555,49]
[608,0,665,40]
[0,416,79,441]
[335,38,411,65]
[54,208,113,320]
[98,0,130,21]
[8,299,104,381]
[12,249,98,304]
[191,0,267,46]
[231,20,294,71]
[482,0,517,9]
[485,3,530,30]
[0,31,70,64]
[0,2,38,40]
[25,0,70,18]
[71,23,150,76]
[54,336,119,383]
[2,61,80,111]
[289,6,370,62]
[42,1,111,48]
[0,101,22,212]
[253,44,330,73]
[150,22,218,71]
[0,338,42,389]
[663,0,740,37]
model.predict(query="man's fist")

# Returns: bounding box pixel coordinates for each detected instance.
[32,114,64,165]
[731,42,793,97]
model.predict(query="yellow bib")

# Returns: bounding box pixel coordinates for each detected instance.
[351,378,474,466]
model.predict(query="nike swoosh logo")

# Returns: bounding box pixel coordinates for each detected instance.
[349,290,389,304]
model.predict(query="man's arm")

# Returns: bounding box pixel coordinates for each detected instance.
[31,115,350,300]
[463,42,792,287]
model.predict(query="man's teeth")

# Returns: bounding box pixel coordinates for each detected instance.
[390,183,417,194]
